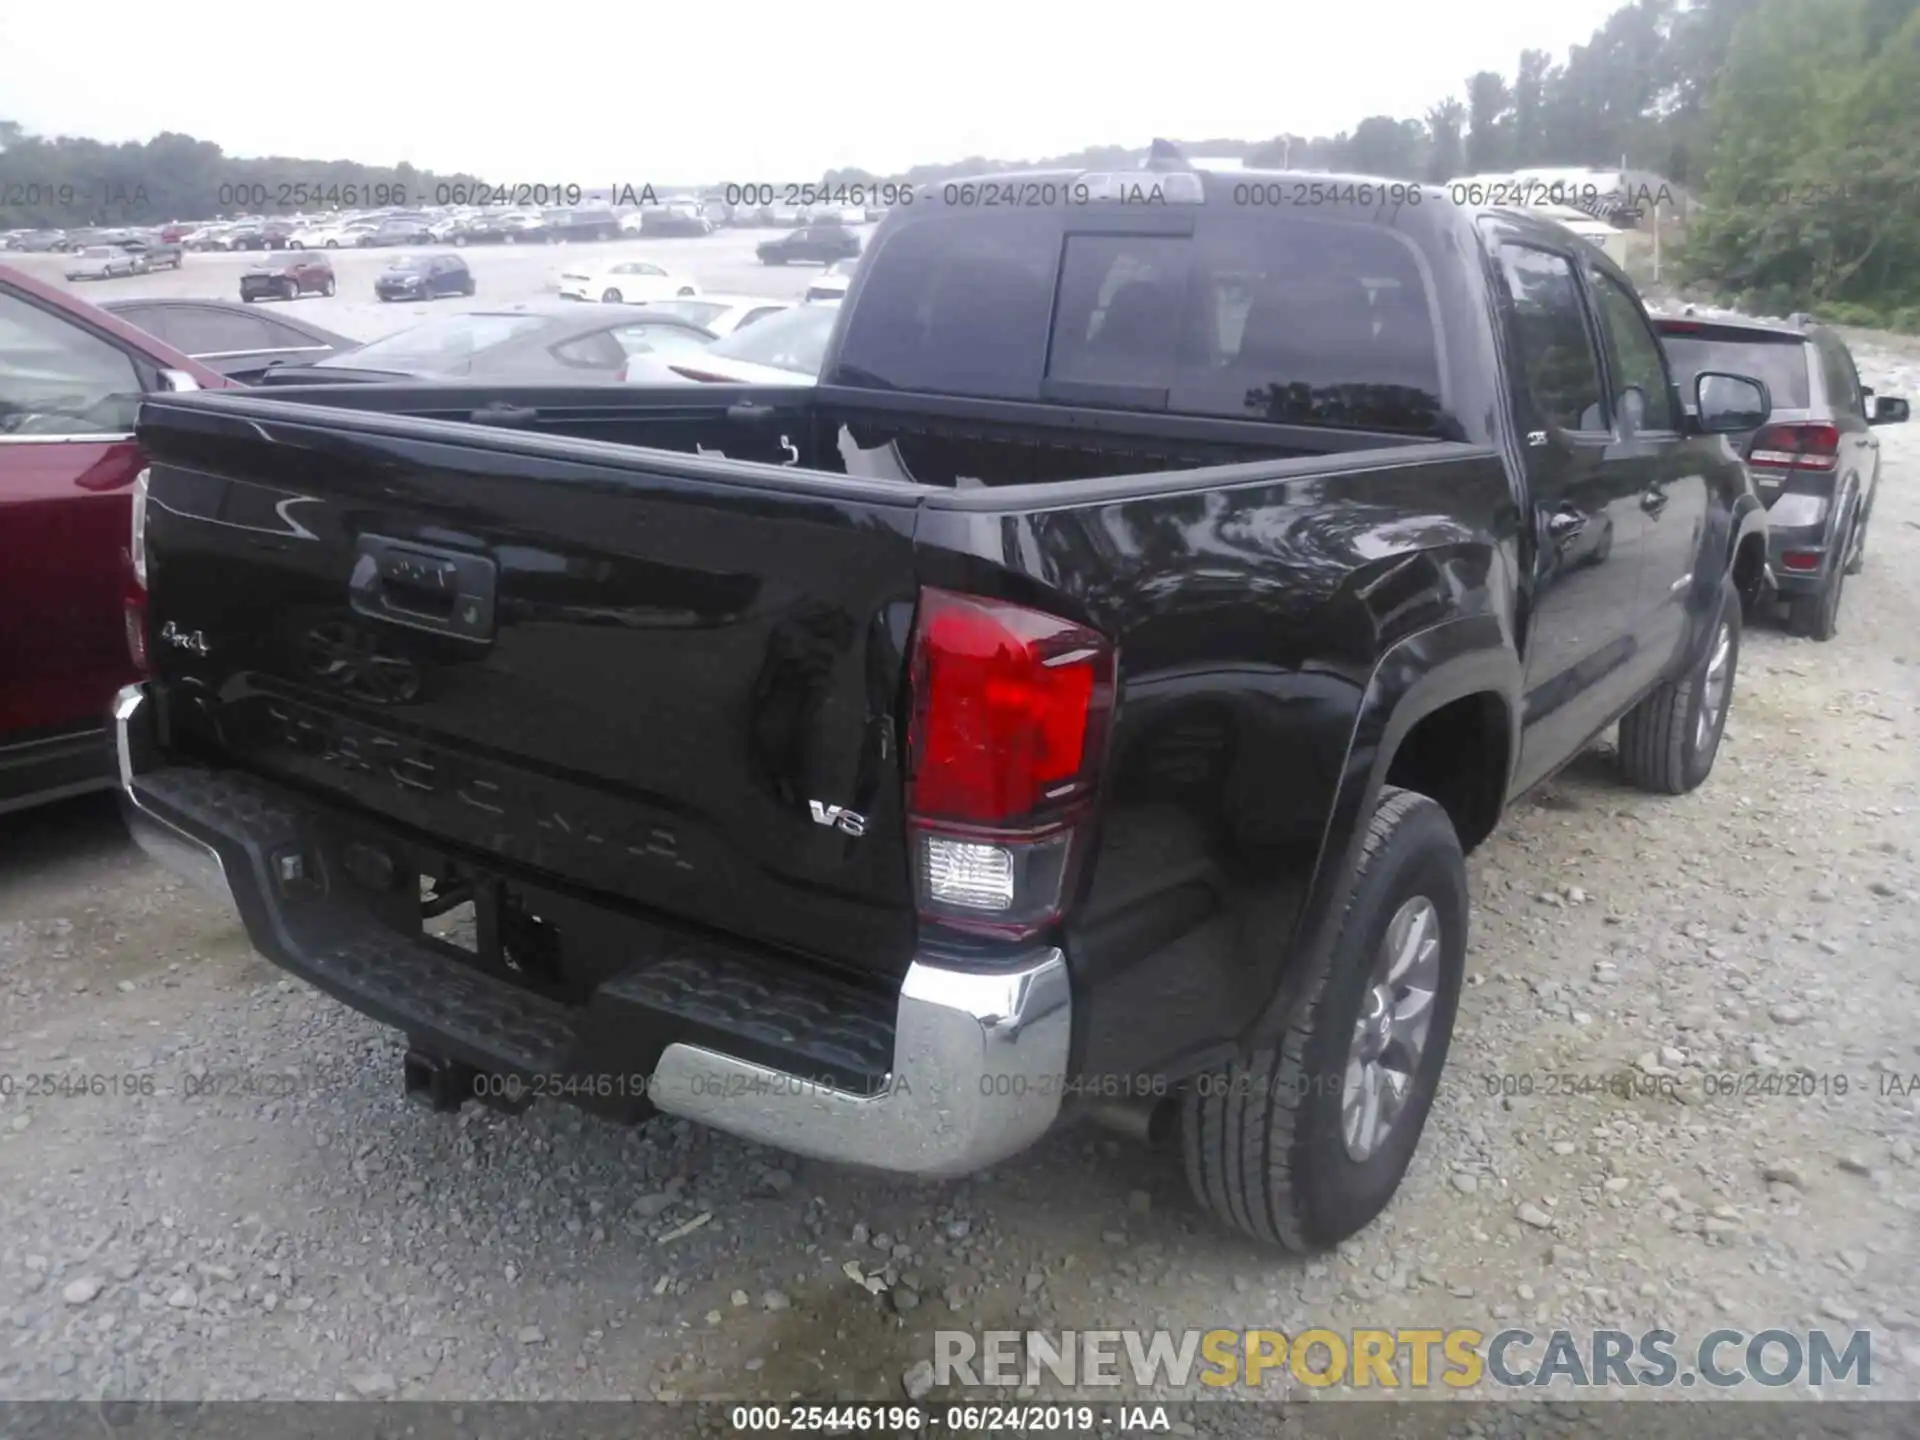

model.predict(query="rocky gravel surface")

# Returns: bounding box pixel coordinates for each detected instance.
[2,337,1918,1423]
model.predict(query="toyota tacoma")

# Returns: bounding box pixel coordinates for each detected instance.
[114,152,1771,1250]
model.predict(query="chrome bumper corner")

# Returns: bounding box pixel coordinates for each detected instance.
[113,684,231,904]
[648,951,1073,1179]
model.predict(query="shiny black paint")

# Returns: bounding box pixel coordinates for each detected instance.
[133,194,1765,1096]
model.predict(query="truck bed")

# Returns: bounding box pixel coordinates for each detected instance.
[133,381,1504,1060]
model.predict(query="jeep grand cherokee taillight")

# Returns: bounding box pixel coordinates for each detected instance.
[906,588,1115,940]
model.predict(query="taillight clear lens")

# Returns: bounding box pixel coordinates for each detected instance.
[130,467,150,588]
[907,589,1115,939]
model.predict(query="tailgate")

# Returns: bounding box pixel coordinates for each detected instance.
[136,394,926,982]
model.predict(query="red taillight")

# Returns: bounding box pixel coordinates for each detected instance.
[909,589,1110,824]
[1749,422,1838,471]
[1779,551,1821,572]
[906,589,1114,939]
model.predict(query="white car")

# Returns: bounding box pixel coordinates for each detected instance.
[64,245,141,281]
[621,300,840,385]
[558,260,701,304]
[636,293,791,337]
[804,259,859,304]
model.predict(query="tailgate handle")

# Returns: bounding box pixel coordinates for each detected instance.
[350,536,497,642]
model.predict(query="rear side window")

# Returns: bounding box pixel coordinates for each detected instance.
[108,304,176,346]
[168,308,279,354]
[1496,245,1607,433]
[836,207,1446,433]
[1819,340,1862,417]
[1590,273,1676,432]
[1658,331,1811,410]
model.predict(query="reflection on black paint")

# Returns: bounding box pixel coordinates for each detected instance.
[749,600,859,808]
[1242,381,1458,438]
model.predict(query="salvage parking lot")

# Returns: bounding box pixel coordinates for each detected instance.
[3,274,1920,1410]
[4,230,835,342]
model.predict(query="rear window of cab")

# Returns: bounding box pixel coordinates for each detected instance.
[832,204,1450,435]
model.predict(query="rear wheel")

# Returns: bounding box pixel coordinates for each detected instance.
[1789,563,1845,641]
[1619,572,1741,791]
[282,280,299,302]
[677,286,696,297]
[321,276,336,297]
[602,288,623,303]
[1845,510,1869,575]
[1181,786,1466,1251]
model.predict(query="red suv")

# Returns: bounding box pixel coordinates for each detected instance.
[240,252,336,302]
[0,265,228,815]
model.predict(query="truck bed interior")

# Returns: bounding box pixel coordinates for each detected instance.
[234,380,1440,489]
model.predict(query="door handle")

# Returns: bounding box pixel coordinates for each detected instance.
[1546,510,1586,541]
[1640,487,1669,516]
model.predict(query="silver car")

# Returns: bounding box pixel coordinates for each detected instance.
[64,245,141,281]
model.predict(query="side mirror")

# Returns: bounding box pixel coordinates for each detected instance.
[1694,371,1770,433]
[157,369,202,393]
[1870,395,1909,425]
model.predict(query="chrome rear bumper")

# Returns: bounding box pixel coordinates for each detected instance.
[111,682,1071,1177]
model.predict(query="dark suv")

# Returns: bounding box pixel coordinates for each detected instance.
[1657,312,1908,639]
[240,252,336,302]
[374,253,474,302]
[756,225,860,265]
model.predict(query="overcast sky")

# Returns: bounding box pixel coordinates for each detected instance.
[2,0,1625,184]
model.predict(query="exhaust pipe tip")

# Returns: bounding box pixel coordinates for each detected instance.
[1085,1094,1178,1148]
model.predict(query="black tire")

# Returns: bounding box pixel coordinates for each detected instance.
[462,279,475,296]
[325,239,340,248]
[1180,786,1467,1252]
[1845,512,1868,576]
[321,277,336,297]
[677,286,696,297]
[602,288,623,304]
[282,280,298,302]
[1619,572,1741,792]
[241,292,256,304]
[1789,565,1844,641]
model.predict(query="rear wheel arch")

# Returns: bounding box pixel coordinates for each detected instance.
[1246,621,1517,1049]
[1383,689,1511,855]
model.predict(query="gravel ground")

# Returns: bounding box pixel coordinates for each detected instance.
[1,333,1917,1416]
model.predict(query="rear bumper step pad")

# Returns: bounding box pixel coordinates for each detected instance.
[114,682,1071,1177]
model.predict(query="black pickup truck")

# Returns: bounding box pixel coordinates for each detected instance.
[114,157,1773,1251]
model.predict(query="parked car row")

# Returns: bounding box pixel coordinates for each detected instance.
[57,234,184,281]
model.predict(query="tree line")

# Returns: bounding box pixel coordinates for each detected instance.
[7,0,1918,322]
[0,123,480,232]
[829,0,1919,325]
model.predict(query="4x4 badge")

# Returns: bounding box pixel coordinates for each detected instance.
[159,621,210,657]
